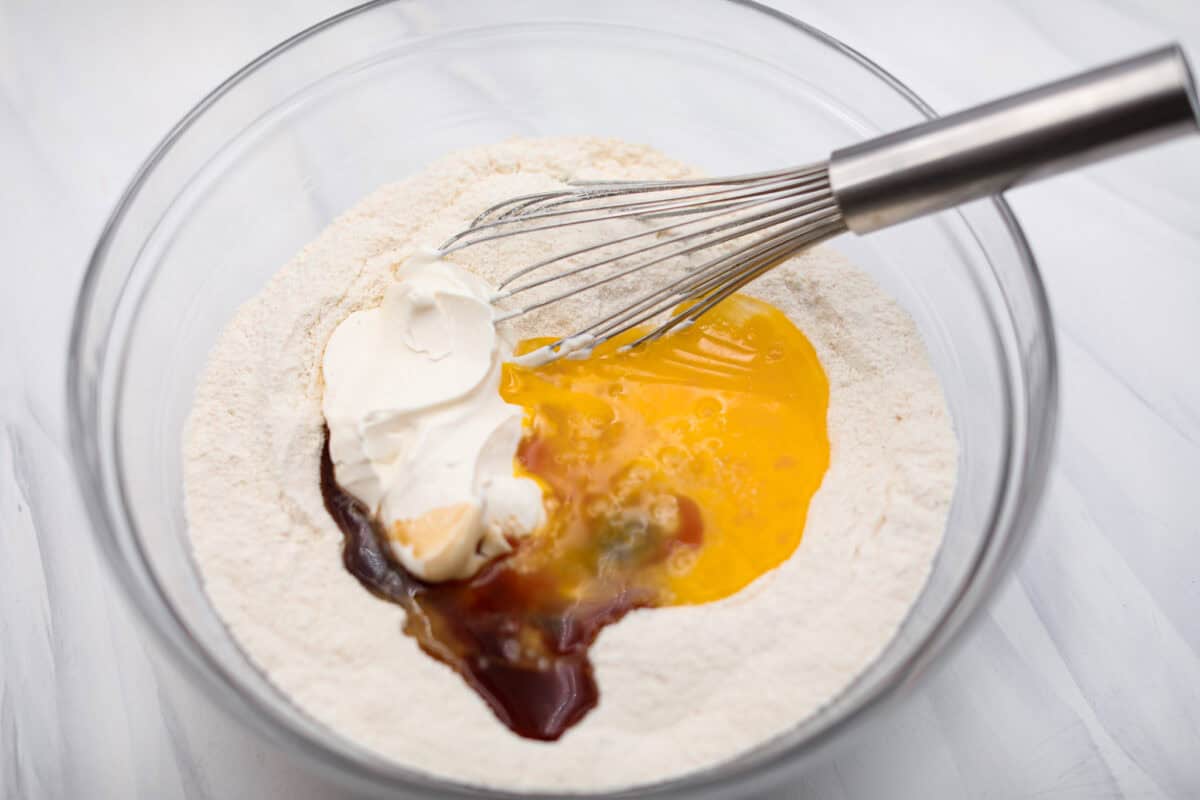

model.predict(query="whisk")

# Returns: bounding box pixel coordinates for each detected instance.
[440,46,1200,364]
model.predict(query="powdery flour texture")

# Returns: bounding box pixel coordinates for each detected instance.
[183,137,957,793]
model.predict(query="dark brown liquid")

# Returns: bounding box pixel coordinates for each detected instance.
[320,432,696,740]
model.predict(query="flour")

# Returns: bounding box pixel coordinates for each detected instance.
[182,137,957,793]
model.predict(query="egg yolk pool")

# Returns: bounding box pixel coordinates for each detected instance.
[505,293,830,604]
[321,293,829,740]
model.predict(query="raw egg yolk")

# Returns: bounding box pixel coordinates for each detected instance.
[502,294,830,605]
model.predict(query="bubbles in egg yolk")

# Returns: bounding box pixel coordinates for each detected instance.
[502,294,830,605]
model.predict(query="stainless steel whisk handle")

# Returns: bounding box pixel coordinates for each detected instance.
[829,44,1200,234]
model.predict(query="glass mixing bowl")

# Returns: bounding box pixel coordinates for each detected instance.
[68,1,1057,797]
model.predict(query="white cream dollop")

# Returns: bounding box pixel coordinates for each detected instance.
[321,252,544,582]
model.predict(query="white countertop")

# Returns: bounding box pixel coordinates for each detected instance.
[3,1,1199,797]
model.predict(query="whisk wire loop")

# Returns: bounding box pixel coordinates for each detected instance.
[438,163,845,361]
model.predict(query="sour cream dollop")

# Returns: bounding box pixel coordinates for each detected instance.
[321,252,544,582]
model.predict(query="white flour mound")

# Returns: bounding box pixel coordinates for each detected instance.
[183,137,957,793]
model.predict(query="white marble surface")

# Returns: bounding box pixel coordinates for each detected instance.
[3,1,1200,797]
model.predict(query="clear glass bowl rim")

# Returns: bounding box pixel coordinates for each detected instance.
[66,1,1059,797]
